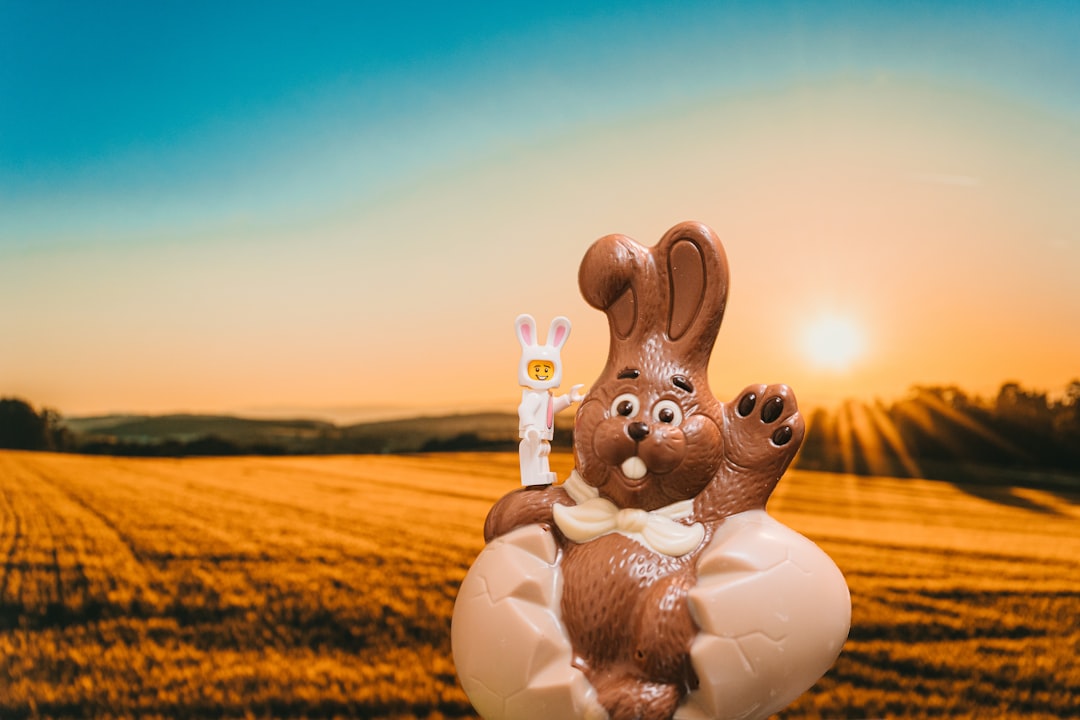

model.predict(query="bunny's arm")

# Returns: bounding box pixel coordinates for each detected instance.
[483,485,571,543]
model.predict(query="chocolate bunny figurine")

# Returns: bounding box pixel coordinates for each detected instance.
[453,222,850,720]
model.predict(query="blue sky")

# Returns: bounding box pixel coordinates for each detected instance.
[5,1,1076,250]
[2,1,1079,417]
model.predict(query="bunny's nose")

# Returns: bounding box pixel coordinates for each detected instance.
[627,422,650,441]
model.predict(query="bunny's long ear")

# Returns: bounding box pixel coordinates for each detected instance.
[656,222,729,361]
[546,316,571,350]
[515,314,537,349]
[578,233,654,341]
[579,221,730,376]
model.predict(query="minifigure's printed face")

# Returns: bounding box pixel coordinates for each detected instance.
[528,360,556,382]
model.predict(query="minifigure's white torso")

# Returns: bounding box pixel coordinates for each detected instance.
[519,389,572,441]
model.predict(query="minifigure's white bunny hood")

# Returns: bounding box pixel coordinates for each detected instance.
[515,314,571,390]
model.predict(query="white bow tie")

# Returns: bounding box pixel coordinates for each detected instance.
[553,470,705,557]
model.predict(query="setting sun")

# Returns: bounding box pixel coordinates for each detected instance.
[802,315,865,372]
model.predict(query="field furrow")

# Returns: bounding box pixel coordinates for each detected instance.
[0,478,23,604]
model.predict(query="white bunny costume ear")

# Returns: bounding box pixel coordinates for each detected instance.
[547,316,571,351]
[516,314,571,390]
[515,314,538,350]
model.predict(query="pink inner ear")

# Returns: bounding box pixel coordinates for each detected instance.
[552,326,566,346]
[520,324,533,345]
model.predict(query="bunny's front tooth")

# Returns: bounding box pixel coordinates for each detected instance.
[621,456,647,479]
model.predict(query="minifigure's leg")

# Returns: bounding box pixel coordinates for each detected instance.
[519,436,543,486]
[519,437,534,484]
[520,436,555,487]
[537,440,557,485]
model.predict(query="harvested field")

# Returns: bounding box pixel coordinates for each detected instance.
[0,450,1077,718]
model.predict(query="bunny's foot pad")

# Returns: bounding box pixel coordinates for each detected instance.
[675,511,851,720]
[452,524,607,720]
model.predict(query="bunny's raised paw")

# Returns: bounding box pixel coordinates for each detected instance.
[723,385,804,490]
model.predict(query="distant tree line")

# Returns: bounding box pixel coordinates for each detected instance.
[796,380,1080,480]
[0,398,283,457]
[75,435,292,458]
[0,398,70,451]
[419,433,518,453]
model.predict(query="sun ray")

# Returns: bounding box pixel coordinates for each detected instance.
[847,400,894,477]
[915,392,1029,461]
[866,400,923,479]
[835,401,858,476]
[887,389,1032,473]
[891,397,969,461]
[820,410,843,472]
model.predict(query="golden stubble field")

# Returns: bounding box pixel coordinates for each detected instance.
[0,450,1077,719]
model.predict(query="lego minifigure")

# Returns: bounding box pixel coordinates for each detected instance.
[515,313,584,486]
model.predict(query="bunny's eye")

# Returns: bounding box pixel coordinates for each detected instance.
[611,393,640,418]
[652,400,684,426]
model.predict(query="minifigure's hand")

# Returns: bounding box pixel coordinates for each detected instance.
[525,427,541,442]
[569,384,586,403]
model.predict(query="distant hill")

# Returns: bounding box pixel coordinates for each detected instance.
[63,411,574,456]
[339,412,526,453]
[66,414,336,452]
